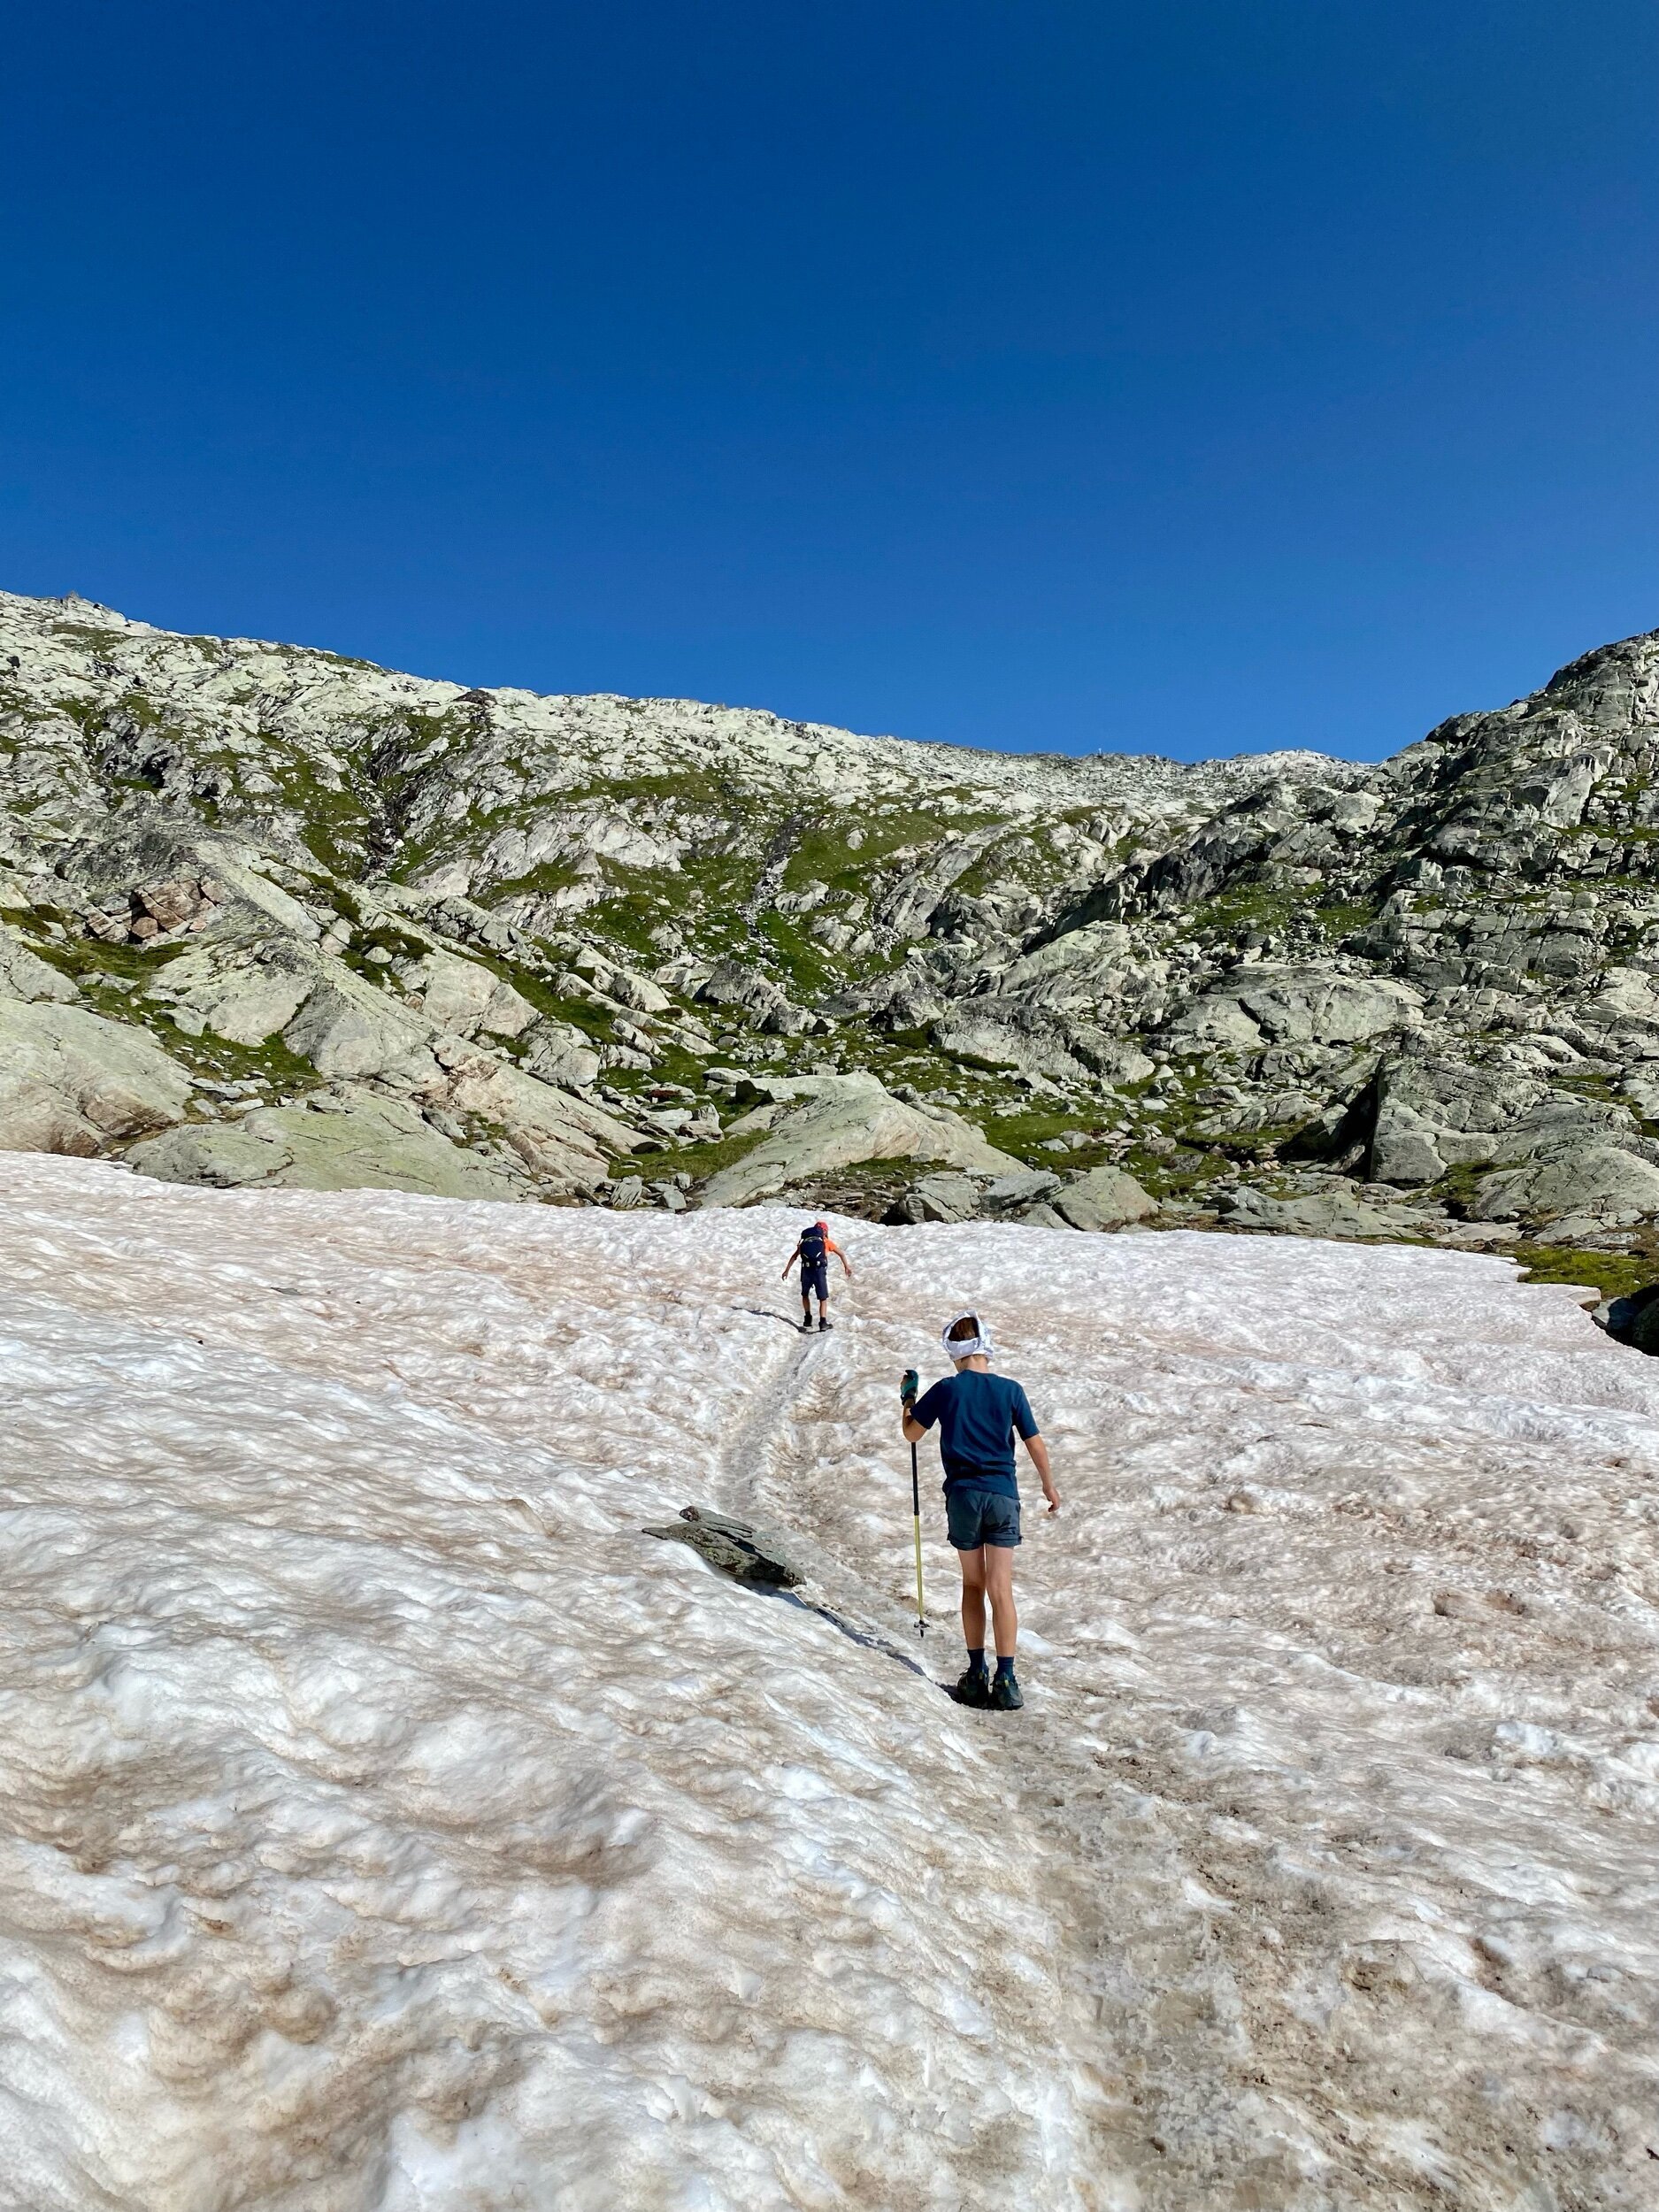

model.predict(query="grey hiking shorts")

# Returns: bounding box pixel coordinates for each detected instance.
[946,1485,1021,1550]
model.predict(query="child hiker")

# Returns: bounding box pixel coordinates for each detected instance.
[901,1310,1059,1710]
[781,1218,852,1333]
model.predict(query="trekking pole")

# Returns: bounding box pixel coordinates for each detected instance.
[902,1368,926,1639]
[910,1439,926,1639]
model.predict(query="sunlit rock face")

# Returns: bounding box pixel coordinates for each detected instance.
[6,588,1659,1267]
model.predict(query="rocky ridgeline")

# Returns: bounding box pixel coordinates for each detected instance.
[4,588,1658,1276]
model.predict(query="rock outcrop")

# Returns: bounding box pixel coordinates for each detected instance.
[696,1075,1020,1208]
[6,588,1659,1259]
[126,1086,533,1199]
[0,1001,196,1156]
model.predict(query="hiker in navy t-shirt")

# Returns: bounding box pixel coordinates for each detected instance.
[902,1310,1059,1710]
[781,1218,852,1333]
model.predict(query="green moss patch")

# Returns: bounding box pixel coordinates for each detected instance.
[1509,1243,1656,1302]
[620,1127,767,1182]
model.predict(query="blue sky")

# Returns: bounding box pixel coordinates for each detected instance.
[2,3,1654,761]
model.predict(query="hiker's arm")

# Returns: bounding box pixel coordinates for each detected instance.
[902,1379,930,1445]
[781,1250,798,1278]
[1024,1432,1060,1512]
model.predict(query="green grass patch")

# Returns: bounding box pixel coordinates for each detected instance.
[1317,899,1379,941]
[781,809,997,893]
[622,1128,767,1181]
[551,772,710,809]
[48,624,131,654]
[167,1029,322,1090]
[578,893,677,964]
[1509,1244,1655,1302]
[273,758,372,872]
[1125,1143,1227,1197]
[611,854,757,926]
[12,925,192,987]
[1188,879,1379,947]
[982,1106,1107,1161]
[496,972,617,1042]
[758,910,838,999]
[482,862,589,907]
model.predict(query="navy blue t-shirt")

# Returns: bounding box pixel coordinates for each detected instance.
[910,1369,1038,1498]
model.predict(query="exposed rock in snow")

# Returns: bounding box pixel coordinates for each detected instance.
[2,1157,1657,2207]
[644,1505,807,1587]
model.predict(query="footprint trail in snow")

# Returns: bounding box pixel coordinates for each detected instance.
[2,1156,1657,2209]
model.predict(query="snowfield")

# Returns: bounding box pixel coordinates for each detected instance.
[2,1159,1657,2210]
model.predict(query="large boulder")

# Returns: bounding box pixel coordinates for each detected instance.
[979,1168,1064,1215]
[1168,967,1423,1053]
[282,973,436,1080]
[127,1087,527,1200]
[1368,1054,1549,1187]
[1065,1028,1156,1086]
[1467,1144,1659,1226]
[697,1075,1020,1208]
[1053,1164,1158,1231]
[522,1020,603,1093]
[930,1012,1089,1084]
[404,950,539,1039]
[572,949,672,1017]
[987,919,1139,1003]
[1220,1186,1429,1240]
[695,958,811,1036]
[1582,965,1659,1037]
[0,1001,194,1155]
[0,925,80,1005]
[898,1171,986,1224]
[149,944,313,1045]
[431,1046,639,1192]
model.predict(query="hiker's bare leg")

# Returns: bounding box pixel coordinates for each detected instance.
[958,1546,987,1650]
[984,1544,1018,1658]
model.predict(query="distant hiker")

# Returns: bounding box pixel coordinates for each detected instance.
[782,1218,852,1333]
[901,1311,1058,1710]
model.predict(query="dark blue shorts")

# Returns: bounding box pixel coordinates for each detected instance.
[946,1486,1021,1549]
[801,1261,829,1300]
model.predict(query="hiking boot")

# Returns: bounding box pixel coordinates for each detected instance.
[953,1665,992,1708]
[799,1317,816,1333]
[989,1670,1024,1711]
[818,1317,833,1331]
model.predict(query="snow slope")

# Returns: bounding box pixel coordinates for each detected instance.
[1,1157,1656,2210]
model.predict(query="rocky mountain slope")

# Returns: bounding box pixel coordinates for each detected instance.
[4,587,1659,1279]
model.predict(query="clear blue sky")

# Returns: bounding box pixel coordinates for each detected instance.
[2,4,1654,761]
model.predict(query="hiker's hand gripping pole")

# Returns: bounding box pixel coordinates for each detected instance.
[901,1369,926,1639]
